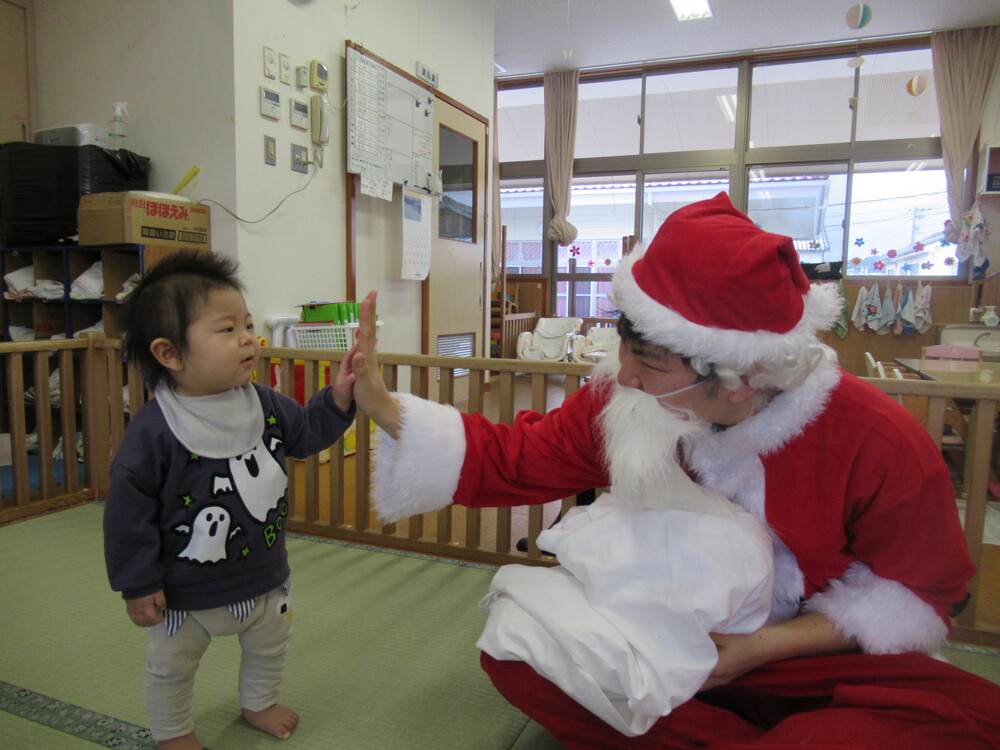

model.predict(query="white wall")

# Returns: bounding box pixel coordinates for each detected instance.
[31,0,494,355]
[32,0,238,255]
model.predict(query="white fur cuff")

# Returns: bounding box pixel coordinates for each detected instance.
[805,562,948,654]
[371,393,466,523]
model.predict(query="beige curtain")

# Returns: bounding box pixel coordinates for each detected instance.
[932,26,1000,241]
[543,69,579,246]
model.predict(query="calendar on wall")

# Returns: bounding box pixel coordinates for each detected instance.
[401,188,432,280]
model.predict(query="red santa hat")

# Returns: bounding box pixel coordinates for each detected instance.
[612,192,842,374]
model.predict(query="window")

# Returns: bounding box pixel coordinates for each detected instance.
[500,177,544,274]
[845,160,953,276]
[644,67,739,153]
[750,58,855,147]
[554,175,635,317]
[438,126,476,242]
[747,164,847,267]
[855,49,939,141]
[576,78,642,158]
[641,171,731,243]
[497,85,544,162]
[497,39,952,285]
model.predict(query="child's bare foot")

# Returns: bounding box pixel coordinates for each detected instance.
[242,704,299,740]
[157,733,203,750]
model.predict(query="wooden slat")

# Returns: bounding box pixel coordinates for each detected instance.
[6,353,29,505]
[328,432,347,528]
[32,351,55,498]
[302,360,321,522]
[59,349,80,493]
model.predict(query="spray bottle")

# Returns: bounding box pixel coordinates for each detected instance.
[108,102,129,148]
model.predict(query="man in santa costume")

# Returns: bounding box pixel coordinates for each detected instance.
[344,192,1000,749]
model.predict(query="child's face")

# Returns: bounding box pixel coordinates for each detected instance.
[170,287,260,397]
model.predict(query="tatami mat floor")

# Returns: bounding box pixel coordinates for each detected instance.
[0,504,563,750]
[3,503,999,750]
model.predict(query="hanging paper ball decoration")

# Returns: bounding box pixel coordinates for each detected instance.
[905,75,928,96]
[845,3,872,30]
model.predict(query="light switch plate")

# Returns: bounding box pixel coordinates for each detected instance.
[264,136,276,166]
[291,144,309,173]
[263,46,277,79]
[279,53,292,85]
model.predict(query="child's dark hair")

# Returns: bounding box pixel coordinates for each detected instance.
[122,250,245,385]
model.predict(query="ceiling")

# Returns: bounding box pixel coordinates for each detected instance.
[493,0,1000,78]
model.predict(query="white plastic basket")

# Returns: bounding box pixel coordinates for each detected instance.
[289,321,381,351]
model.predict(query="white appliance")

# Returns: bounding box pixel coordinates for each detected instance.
[34,124,112,149]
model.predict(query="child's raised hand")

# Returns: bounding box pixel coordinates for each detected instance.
[126,591,166,627]
[332,343,357,412]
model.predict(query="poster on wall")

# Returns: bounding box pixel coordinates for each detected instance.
[401,188,432,280]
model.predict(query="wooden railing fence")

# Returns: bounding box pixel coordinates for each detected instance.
[0,336,997,646]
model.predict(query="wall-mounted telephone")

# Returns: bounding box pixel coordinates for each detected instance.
[310,94,331,145]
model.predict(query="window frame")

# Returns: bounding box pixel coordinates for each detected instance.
[497,36,960,316]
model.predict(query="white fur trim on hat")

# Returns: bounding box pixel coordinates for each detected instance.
[804,561,949,654]
[611,246,843,373]
[371,393,465,523]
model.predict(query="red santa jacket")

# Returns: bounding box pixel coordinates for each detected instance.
[372,359,974,654]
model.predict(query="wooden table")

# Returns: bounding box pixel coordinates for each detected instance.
[894,357,1000,385]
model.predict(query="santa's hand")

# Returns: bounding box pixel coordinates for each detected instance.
[126,591,166,627]
[702,631,765,689]
[353,290,402,438]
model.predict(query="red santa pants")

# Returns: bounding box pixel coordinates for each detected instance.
[481,651,1000,750]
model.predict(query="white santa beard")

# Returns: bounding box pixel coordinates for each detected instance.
[597,382,734,517]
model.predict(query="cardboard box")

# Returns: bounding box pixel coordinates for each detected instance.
[77,191,210,249]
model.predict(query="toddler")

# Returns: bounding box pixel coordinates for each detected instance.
[103,250,355,749]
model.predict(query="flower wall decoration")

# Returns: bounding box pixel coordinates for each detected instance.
[850,256,863,266]
[873,260,885,271]
[854,238,865,247]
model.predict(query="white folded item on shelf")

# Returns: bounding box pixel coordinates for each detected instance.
[70,261,103,299]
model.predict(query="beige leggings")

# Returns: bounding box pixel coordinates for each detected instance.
[144,586,293,742]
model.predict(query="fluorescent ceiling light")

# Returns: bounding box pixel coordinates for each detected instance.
[669,0,712,21]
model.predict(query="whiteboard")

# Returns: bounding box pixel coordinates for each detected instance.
[347,45,436,191]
